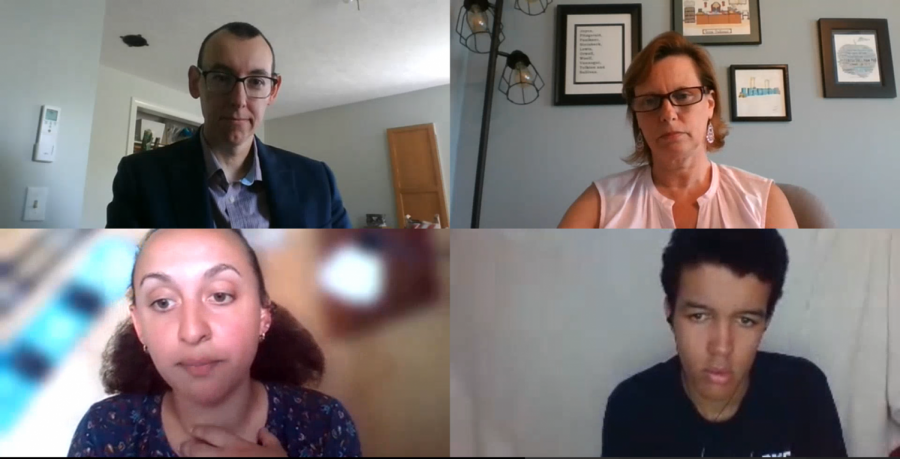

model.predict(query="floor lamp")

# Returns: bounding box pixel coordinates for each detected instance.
[455,0,551,228]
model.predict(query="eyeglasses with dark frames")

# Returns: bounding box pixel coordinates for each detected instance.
[630,86,710,113]
[195,66,279,99]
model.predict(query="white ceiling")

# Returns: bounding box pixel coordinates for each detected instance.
[100,0,450,119]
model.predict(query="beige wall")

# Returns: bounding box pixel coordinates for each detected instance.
[257,230,449,457]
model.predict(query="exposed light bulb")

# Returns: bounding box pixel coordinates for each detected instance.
[515,62,535,85]
[466,5,488,33]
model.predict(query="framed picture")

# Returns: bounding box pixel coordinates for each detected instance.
[729,65,792,122]
[673,0,761,46]
[553,3,642,105]
[818,18,896,98]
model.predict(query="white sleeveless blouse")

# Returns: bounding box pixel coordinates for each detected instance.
[593,162,773,228]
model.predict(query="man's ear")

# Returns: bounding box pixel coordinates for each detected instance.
[266,74,282,106]
[188,65,202,99]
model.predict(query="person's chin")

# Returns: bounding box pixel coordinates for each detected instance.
[222,124,251,141]
[653,143,699,159]
[177,378,231,405]
[656,138,688,150]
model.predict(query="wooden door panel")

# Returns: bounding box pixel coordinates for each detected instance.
[387,124,448,227]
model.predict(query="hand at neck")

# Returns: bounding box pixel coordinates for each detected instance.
[164,378,266,444]
[650,152,712,202]
[203,127,255,184]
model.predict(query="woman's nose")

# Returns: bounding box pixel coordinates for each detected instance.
[658,98,678,121]
[178,301,212,345]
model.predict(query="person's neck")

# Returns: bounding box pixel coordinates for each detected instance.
[650,153,712,201]
[681,371,749,423]
[166,378,262,441]
[203,128,254,183]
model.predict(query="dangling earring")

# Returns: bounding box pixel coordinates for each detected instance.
[636,131,645,151]
[706,121,715,144]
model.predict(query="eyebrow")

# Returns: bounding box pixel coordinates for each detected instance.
[682,301,766,318]
[204,263,242,279]
[207,63,271,76]
[139,263,241,287]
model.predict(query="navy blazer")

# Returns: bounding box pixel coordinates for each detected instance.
[106,133,351,228]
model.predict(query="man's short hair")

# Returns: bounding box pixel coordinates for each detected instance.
[660,229,789,320]
[197,22,276,76]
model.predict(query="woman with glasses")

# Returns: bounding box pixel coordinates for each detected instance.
[559,32,798,229]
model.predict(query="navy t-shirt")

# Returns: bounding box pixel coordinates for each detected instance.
[601,351,847,457]
[67,382,361,457]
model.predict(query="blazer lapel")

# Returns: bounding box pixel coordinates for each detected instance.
[257,140,304,228]
[168,134,214,228]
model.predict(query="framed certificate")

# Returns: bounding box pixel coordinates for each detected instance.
[553,3,642,105]
[818,18,896,99]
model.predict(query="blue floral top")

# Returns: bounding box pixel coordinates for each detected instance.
[67,382,361,457]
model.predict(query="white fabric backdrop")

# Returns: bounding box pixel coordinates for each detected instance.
[450,230,900,457]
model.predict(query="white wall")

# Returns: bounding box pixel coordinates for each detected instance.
[450,230,900,457]
[451,0,900,228]
[264,85,451,229]
[0,0,106,228]
[81,66,205,228]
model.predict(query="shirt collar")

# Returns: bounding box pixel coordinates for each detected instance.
[199,125,262,186]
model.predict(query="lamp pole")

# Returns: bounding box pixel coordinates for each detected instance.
[470,0,505,229]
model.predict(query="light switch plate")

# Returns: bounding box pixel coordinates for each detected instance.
[23,187,48,222]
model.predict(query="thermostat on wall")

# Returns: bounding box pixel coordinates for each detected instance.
[33,105,60,163]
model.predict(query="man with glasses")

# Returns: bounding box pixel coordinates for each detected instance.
[107,22,351,228]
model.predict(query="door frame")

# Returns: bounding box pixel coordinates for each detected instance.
[125,97,203,156]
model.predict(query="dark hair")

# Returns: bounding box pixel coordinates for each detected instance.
[100,229,323,395]
[197,22,276,76]
[660,229,789,321]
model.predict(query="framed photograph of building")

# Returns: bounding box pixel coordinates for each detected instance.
[673,0,761,45]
